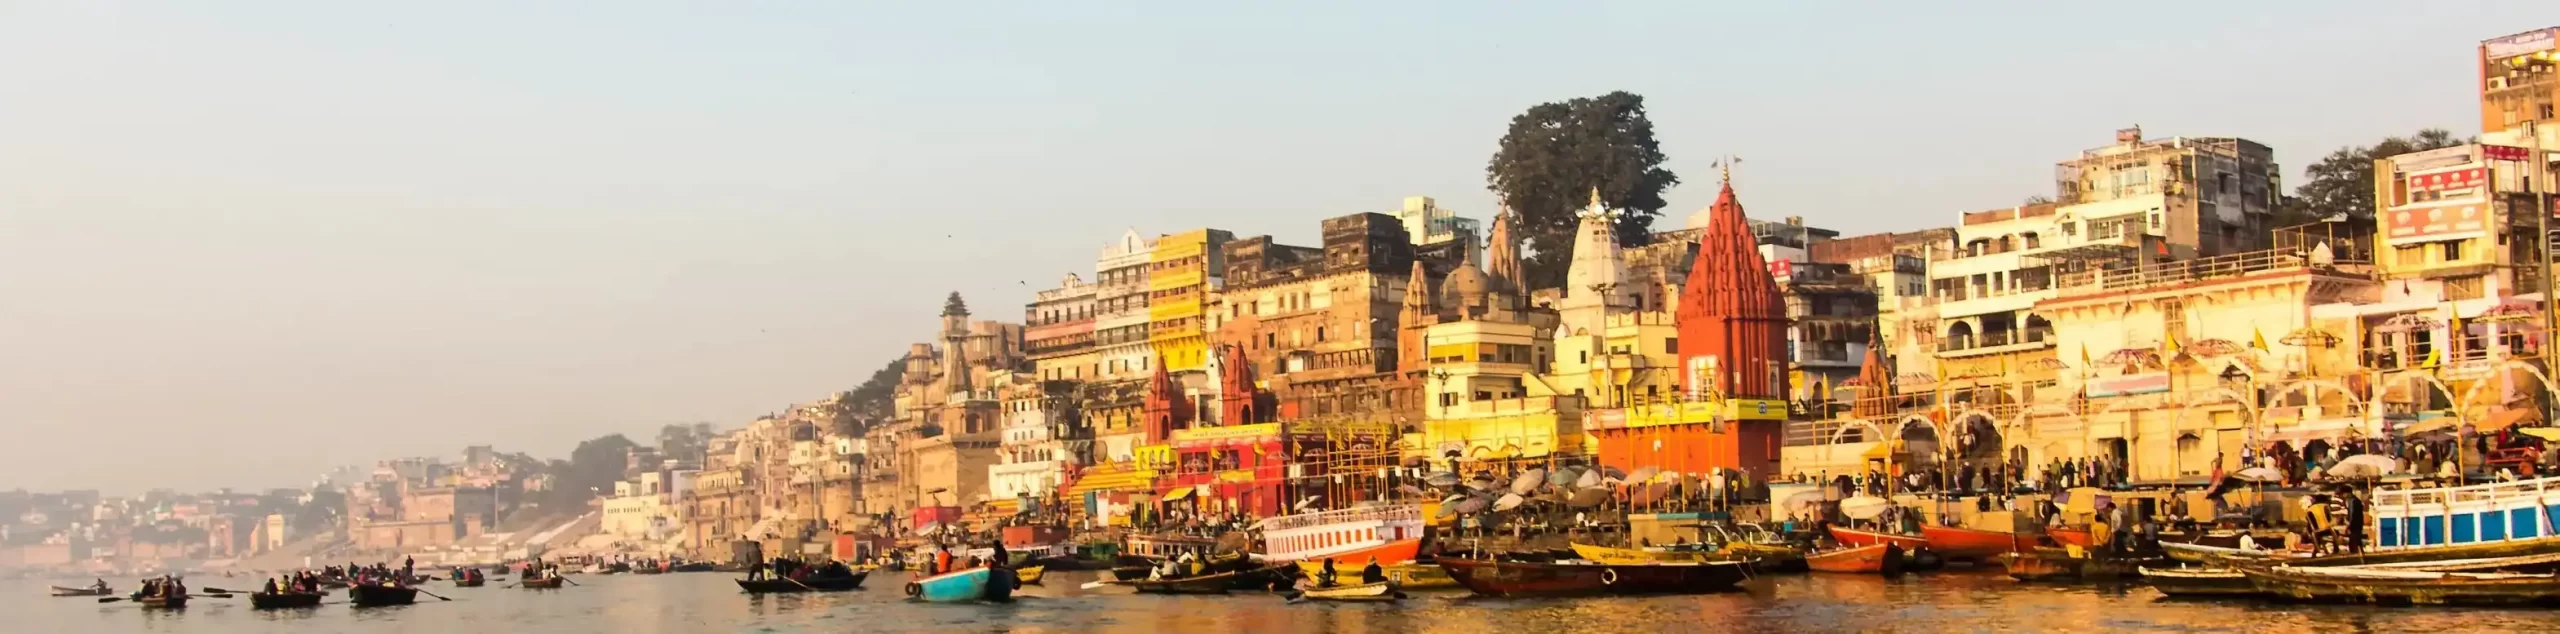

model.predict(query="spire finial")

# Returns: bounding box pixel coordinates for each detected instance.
[1715,155,1741,185]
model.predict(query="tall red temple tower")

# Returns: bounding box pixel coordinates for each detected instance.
[1670,172,1790,479]
[1142,356,1192,444]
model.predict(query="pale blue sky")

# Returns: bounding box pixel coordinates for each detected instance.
[2,2,2551,492]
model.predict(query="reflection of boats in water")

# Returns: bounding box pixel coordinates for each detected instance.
[1290,581,1399,603]
[1438,558,1751,598]
[734,570,868,593]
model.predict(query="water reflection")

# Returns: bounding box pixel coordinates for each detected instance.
[14,569,2560,633]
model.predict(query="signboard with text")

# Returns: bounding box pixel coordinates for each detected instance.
[2408,167,2486,194]
[2482,145,2532,162]
[2386,204,2489,244]
[2486,28,2559,59]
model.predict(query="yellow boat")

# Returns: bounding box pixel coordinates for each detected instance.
[1569,543,1706,565]
[1290,561,1459,590]
[1013,565,1046,585]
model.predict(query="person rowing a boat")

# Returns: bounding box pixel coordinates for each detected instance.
[1359,558,1386,585]
[1316,558,1339,587]
[91,578,109,594]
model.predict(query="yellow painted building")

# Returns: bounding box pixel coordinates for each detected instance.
[1148,228,1232,371]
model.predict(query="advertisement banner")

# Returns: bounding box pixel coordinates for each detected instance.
[2482,145,2532,162]
[2385,204,2489,244]
[2486,28,2559,59]
[2408,167,2486,193]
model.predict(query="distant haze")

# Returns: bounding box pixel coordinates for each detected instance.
[1,2,2547,493]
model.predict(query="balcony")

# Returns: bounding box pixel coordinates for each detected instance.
[1938,329,2054,357]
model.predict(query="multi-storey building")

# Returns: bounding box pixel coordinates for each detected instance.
[1149,229,1234,373]
[2482,27,2560,133]
[1778,260,1878,418]
[1025,274,1098,382]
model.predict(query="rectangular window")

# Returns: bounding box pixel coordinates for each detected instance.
[2447,275,2485,301]
[1666,338,1679,354]
[2442,241,2465,263]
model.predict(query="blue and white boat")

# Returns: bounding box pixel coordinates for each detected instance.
[906,567,1013,603]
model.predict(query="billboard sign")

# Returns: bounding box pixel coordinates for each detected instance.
[2386,204,2490,244]
[2486,28,2559,60]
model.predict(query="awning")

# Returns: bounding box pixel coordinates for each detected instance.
[2262,425,2357,448]
[1861,443,1891,460]
[1160,487,1194,502]
[2480,407,2542,433]
[1064,467,1153,495]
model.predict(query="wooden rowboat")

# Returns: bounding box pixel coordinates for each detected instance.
[347,584,418,607]
[1999,550,2080,582]
[906,567,1010,603]
[250,591,325,609]
[1828,525,1929,550]
[50,586,111,597]
[1290,581,1399,603]
[1012,565,1046,585]
[1123,570,1238,595]
[2241,565,2560,605]
[452,577,485,587]
[138,594,188,609]
[2163,541,2297,564]
[1722,542,1809,573]
[1293,560,1458,589]
[1805,544,1894,574]
[520,577,565,589]
[2341,551,2560,574]
[2139,566,2256,598]
[734,571,868,593]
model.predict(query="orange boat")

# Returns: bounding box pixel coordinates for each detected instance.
[1804,544,1894,574]
[1920,524,2025,560]
[2046,526,2093,549]
[1828,525,1928,550]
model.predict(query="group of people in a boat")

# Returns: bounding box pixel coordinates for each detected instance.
[743,556,858,581]
[1296,557,1387,590]
[259,571,326,595]
[520,558,562,581]
[449,567,487,584]
[329,559,416,585]
[134,576,187,600]
[913,540,1012,576]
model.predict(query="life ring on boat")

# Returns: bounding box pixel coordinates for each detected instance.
[904,582,922,597]
[1600,569,1619,585]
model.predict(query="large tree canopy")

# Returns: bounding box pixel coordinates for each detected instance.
[1486,91,1679,291]
[2283,128,2462,225]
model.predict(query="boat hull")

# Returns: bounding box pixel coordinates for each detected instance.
[2140,567,2257,598]
[250,592,324,609]
[50,586,110,597]
[1294,561,1458,589]
[2047,527,2094,549]
[1273,538,1425,567]
[1569,543,1702,565]
[2000,551,2078,582]
[1828,526,1929,550]
[1437,558,1750,598]
[2295,535,2560,568]
[521,577,565,589]
[734,572,868,593]
[452,578,485,588]
[1805,544,1893,574]
[1922,524,2024,560]
[1125,570,1240,595]
[138,595,188,609]
[1013,565,1046,585]
[2242,565,2560,606]
[347,584,418,607]
[908,567,1004,603]
[1296,581,1398,602]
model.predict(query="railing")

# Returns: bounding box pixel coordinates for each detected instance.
[1938,330,2053,352]
[2052,247,2372,294]
[1258,504,1422,533]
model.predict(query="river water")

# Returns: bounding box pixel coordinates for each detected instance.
[14,568,2560,633]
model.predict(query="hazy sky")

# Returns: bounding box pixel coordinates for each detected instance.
[3,2,2551,493]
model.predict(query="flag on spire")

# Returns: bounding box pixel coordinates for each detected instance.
[2251,325,2270,352]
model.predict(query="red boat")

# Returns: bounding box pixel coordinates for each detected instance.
[1920,524,2026,560]
[1804,544,1895,574]
[2046,526,2093,549]
[1437,558,1751,598]
[1828,525,1927,550]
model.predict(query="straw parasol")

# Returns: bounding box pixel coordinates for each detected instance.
[2375,314,2443,334]
[2280,327,2342,347]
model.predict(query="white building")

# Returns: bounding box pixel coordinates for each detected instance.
[1393,196,1482,266]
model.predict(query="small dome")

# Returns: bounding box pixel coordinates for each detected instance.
[1442,263,1492,306]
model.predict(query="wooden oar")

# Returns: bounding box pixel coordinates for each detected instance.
[1078,579,1119,590]
[97,597,126,603]
[410,587,453,601]
[558,576,580,586]
[784,576,817,591]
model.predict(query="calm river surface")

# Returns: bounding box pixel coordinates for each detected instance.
[15,568,2560,633]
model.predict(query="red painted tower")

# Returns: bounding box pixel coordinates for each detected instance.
[1670,175,1790,479]
[1142,356,1191,444]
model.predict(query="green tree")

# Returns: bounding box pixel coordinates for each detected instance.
[532,434,638,508]
[1486,91,1680,290]
[2282,128,2463,225]
[846,355,907,418]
